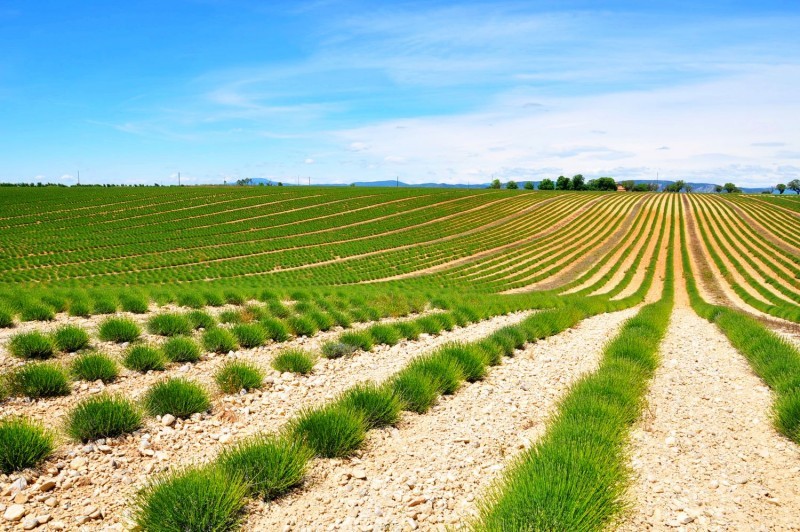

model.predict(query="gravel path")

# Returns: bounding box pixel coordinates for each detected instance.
[620,307,800,531]
[246,306,641,531]
[0,311,530,531]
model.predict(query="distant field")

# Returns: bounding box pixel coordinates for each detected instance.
[1,187,799,531]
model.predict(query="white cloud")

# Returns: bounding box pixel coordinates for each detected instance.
[348,142,369,151]
[383,155,406,163]
[305,158,315,164]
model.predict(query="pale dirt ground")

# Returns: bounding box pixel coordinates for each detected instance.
[0,310,530,531]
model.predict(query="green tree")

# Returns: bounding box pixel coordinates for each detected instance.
[588,177,616,191]
[723,182,738,193]
[788,179,800,194]
[488,179,501,189]
[506,180,518,190]
[571,174,585,191]
[538,178,555,190]
[776,183,786,194]
[523,181,534,190]
[714,185,723,193]
[620,180,635,191]
[555,176,571,190]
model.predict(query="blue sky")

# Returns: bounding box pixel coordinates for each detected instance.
[1,1,798,186]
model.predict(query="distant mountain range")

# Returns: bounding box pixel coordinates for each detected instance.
[245,178,777,194]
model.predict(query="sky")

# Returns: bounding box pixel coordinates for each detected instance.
[1,0,798,187]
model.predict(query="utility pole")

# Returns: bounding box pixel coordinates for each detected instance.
[396,175,399,188]
[77,170,80,186]
[308,176,310,186]
[178,172,181,187]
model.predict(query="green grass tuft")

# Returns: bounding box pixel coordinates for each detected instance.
[9,331,56,359]
[20,302,55,322]
[119,293,149,314]
[367,324,402,346]
[260,318,289,342]
[187,310,216,330]
[394,321,421,341]
[231,323,266,348]
[391,369,439,414]
[219,434,312,500]
[338,382,402,429]
[144,378,211,418]
[177,292,206,309]
[202,328,238,353]
[216,360,264,393]
[65,394,142,441]
[98,317,141,343]
[0,306,15,328]
[272,349,316,375]
[415,315,443,335]
[0,417,55,474]
[287,316,318,337]
[70,352,119,382]
[321,341,358,359]
[338,331,373,352]
[147,313,192,337]
[407,354,464,395]
[8,362,71,398]
[132,465,248,532]
[162,336,201,363]
[123,345,166,372]
[437,343,487,382]
[291,405,366,458]
[53,325,90,352]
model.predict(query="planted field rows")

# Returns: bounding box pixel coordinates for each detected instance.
[2,188,800,531]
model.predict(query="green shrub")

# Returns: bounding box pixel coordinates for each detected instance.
[20,302,55,322]
[91,296,117,314]
[368,324,402,346]
[224,290,246,306]
[437,343,487,382]
[433,313,456,332]
[267,300,290,318]
[475,339,505,366]
[98,317,141,343]
[123,345,166,372]
[216,360,264,393]
[0,306,13,328]
[408,355,464,395]
[144,378,210,418]
[272,349,316,375]
[9,331,55,359]
[774,389,800,442]
[66,394,142,441]
[133,465,248,532]
[395,321,421,341]
[416,316,443,335]
[119,293,149,314]
[187,310,216,330]
[339,383,402,429]
[306,310,334,332]
[162,336,201,363]
[291,406,366,458]
[70,352,119,383]
[321,342,358,359]
[147,313,192,337]
[287,316,318,337]
[329,310,352,328]
[338,331,373,352]
[232,323,266,348]
[8,363,71,398]
[260,318,289,342]
[202,291,225,307]
[219,434,312,500]
[391,370,439,414]
[0,417,55,474]
[259,289,279,302]
[202,328,238,353]
[68,299,91,317]
[177,292,206,309]
[53,325,90,352]
[218,310,241,324]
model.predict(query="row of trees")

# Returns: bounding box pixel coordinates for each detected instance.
[774,179,800,194]
[489,175,618,191]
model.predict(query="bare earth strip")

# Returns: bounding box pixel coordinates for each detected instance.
[245,307,641,531]
[0,312,531,530]
[620,307,800,531]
